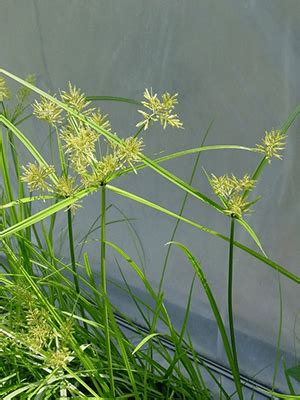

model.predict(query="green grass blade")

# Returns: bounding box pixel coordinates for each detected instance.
[112,144,256,180]
[106,184,300,283]
[0,115,57,183]
[86,95,141,106]
[236,218,266,255]
[0,187,95,239]
[132,333,164,355]
[0,195,55,209]
[168,241,243,400]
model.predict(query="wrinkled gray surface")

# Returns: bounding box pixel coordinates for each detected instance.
[1,0,300,394]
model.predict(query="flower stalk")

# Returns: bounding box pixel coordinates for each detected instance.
[101,183,115,396]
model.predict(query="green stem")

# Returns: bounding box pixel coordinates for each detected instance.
[228,216,242,398]
[101,183,115,396]
[271,274,283,396]
[242,156,267,200]
[67,208,80,296]
[67,207,87,328]
[133,124,145,139]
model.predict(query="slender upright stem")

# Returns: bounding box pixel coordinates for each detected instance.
[101,183,115,396]
[67,208,80,296]
[228,216,241,386]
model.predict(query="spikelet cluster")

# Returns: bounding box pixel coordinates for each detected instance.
[60,82,92,114]
[46,348,72,369]
[210,174,256,218]
[33,97,63,126]
[137,88,183,130]
[24,84,182,212]
[1,283,75,372]
[21,163,55,192]
[255,129,286,163]
[0,76,11,101]
[17,74,36,102]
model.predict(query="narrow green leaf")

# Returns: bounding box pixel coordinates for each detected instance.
[0,115,57,183]
[168,241,243,400]
[107,184,300,283]
[0,188,95,239]
[0,195,55,209]
[132,333,164,355]
[86,95,141,106]
[112,144,256,180]
[236,218,266,255]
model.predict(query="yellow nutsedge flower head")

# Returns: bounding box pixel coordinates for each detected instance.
[60,82,92,114]
[231,174,256,192]
[136,88,183,130]
[33,97,63,126]
[117,136,144,170]
[100,153,120,177]
[17,74,36,102]
[21,163,55,192]
[46,347,71,369]
[0,76,11,101]
[90,108,112,132]
[12,284,36,308]
[224,195,252,218]
[255,129,286,163]
[61,125,99,173]
[81,154,119,187]
[55,176,77,197]
[210,173,256,217]
[210,173,255,200]
[25,308,54,350]
[210,174,236,199]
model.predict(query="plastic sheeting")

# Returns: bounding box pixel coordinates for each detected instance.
[1,0,300,393]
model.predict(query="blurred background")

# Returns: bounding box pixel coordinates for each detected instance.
[1,0,300,394]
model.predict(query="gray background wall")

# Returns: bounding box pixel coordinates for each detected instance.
[1,0,300,391]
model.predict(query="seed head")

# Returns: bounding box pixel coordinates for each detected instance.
[25,308,54,350]
[90,109,112,132]
[117,136,144,169]
[55,176,77,197]
[225,195,252,218]
[81,154,119,187]
[46,347,71,369]
[61,82,92,114]
[60,125,99,173]
[12,284,36,308]
[210,173,256,217]
[137,88,183,130]
[33,97,63,126]
[21,163,55,192]
[210,174,235,199]
[17,74,36,102]
[255,129,286,163]
[0,76,11,101]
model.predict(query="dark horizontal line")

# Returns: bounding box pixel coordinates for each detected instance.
[114,313,285,399]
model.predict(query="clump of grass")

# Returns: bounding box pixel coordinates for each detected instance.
[0,68,299,399]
